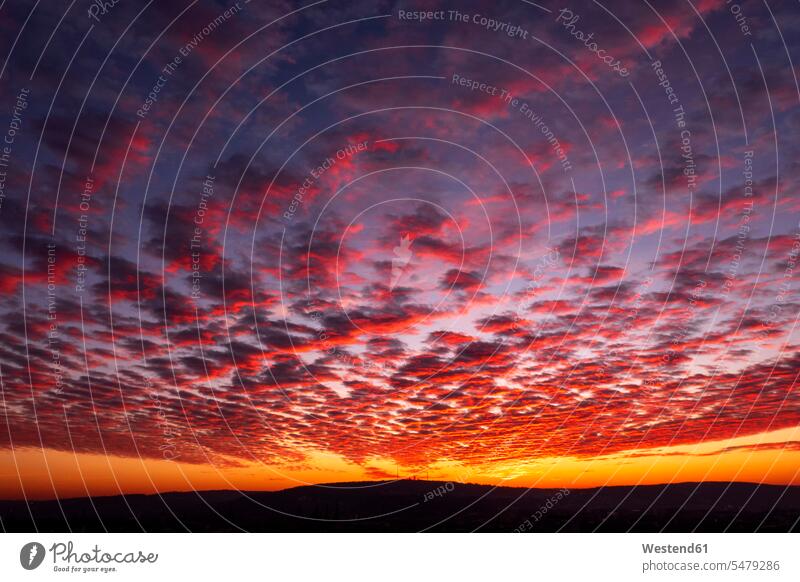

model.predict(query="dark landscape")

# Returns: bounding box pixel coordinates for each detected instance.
[2,481,798,533]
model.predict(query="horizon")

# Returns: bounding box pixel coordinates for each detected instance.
[3,425,799,500]
[4,477,799,504]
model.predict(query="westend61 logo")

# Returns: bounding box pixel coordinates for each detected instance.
[19,541,158,573]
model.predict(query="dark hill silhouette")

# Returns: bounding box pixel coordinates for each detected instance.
[1,480,798,532]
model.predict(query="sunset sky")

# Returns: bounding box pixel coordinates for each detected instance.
[1,0,799,500]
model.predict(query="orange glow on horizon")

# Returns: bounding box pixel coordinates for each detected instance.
[2,427,798,500]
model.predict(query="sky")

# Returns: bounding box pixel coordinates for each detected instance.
[1,0,800,500]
